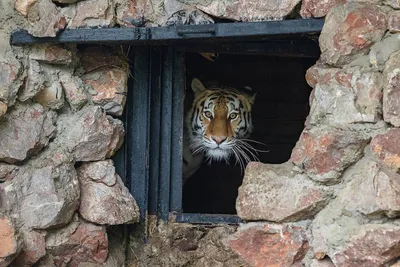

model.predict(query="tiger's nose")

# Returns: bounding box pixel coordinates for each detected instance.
[211,136,227,145]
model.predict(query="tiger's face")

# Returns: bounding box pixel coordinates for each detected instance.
[186,78,256,162]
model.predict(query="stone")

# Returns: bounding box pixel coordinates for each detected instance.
[389,11,400,33]
[371,128,400,172]
[40,215,108,267]
[11,231,46,266]
[227,223,309,267]
[333,224,400,266]
[194,0,301,21]
[0,61,23,106]
[0,218,22,267]
[0,163,18,182]
[305,66,382,125]
[165,9,214,26]
[77,160,139,225]
[80,46,128,73]
[52,0,79,4]
[300,0,346,18]
[27,0,66,37]
[14,0,38,17]
[310,259,335,267]
[368,33,400,70]
[29,45,73,65]
[15,164,80,229]
[236,162,330,222]
[0,103,56,164]
[338,159,400,218]
[59,72,88,111]
[18,60,44,102]
[69,0,115,28]
[57,105,124,162]
[0,101,7,118]
[35,80,65,110]
[383,50,400,126]
[385,0,400,9]
[319,3,387,66]
[83,68,127,116]
[290,126,369,183]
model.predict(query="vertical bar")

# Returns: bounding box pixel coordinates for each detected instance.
[170,51,185,212]
[159,47,173,221]
[148,48,162,215]
[127,47,150,221]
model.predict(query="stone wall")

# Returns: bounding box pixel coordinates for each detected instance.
[0,0,400,266]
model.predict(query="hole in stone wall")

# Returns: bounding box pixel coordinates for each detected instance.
[182,51,318,214]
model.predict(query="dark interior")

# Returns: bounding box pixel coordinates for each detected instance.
[182,46,319,214]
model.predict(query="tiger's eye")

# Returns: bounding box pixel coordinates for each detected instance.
[229,113,238,120]
[204,111,212,118]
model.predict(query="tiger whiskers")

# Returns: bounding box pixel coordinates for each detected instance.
[230,138,269,174]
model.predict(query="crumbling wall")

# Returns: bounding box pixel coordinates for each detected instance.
[0,0,400,266]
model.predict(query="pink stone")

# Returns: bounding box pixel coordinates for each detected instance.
[371,128,400,172]
[300,0,347,18]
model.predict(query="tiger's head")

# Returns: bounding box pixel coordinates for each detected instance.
[186,78,256,163]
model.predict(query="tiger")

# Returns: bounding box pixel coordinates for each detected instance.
[183,78,257,182]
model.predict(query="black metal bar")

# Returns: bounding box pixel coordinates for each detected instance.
[129,47,150,221]
[170,50,185,212]
[148,47,162,215]
[175,213,243,225]
[11,19,323,46]
[158,47,173,221]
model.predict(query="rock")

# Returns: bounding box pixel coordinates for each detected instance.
[300,0,346,18]
[310,259,335,267]
[69,0,115,28]
[0,101,7,118]
[35,80,65,110]
[383,50,400,126]
[29,45,73,65]
[0,163,18,182]
[52,0,80,4]
[165,9,214,26]
[80,46,128,73]
[194,0,301,21]
[338,159,400,218]
[59,72,88,111]
[18,60,44,102]
[333,224,400,266]
[0,61,23,106]
[368,33,400,70]
[227,223,309,267]
[14,0,38,17]
[58,105,124,161]
[11,231,46,266]
[319,3,387,66]
[305,65,382,125]
[77,160,139,225]
[290,126,369,183]
[385,0,400,9]
[0,103,56,164]
[83,68,127,116]
[0,217,22,267]
[27,0,66,37]
[15,164,80,229]
[371,128,400,172]
[389,11,400,33]
[40,215,108,267]
[236,162,330,222]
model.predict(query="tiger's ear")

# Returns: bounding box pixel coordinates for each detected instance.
[248,92,256,105]
[191,78,207,95]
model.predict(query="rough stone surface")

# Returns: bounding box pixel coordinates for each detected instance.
[0,61,23,106]
[194,0,301,21]
[338,158,400,218]
[0,101,7,118]
[69,0,115,28]
[0,103,56,164]
[371,129,400,172]
[39,215,108,267]
[0,163,18,182]
[0,163,80,229]
[11,230,46,266]
[300,0,346,18]
[26,0,66,37]
[237,162,330,222]
[0,218,22,267]
[389,11,400,33]
[18,60,44,102]
[29,45,73,65]
[80,46,128,73]
[77,160,140,225]
[52,0,80,4]
[227,223,309,267]
[290,126,369,183]
[56,105,124,161]
[83,68,127,116]
[319,3,387,66]
[34,80,65,110]
[385,0,400,9]
[305,65,383,125]
[368,33,400,70]
[59,72,88,111]
[310,259,335,267]
[15,0,38,17]
[383,50,400,126]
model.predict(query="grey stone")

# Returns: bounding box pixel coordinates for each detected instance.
[383,50,400,126]
[59,71,88,111]
[18,60,44,102]
[68,0,115,28]
[0,61,24,106]
[27,0,66,37]
[369,33,400,70]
